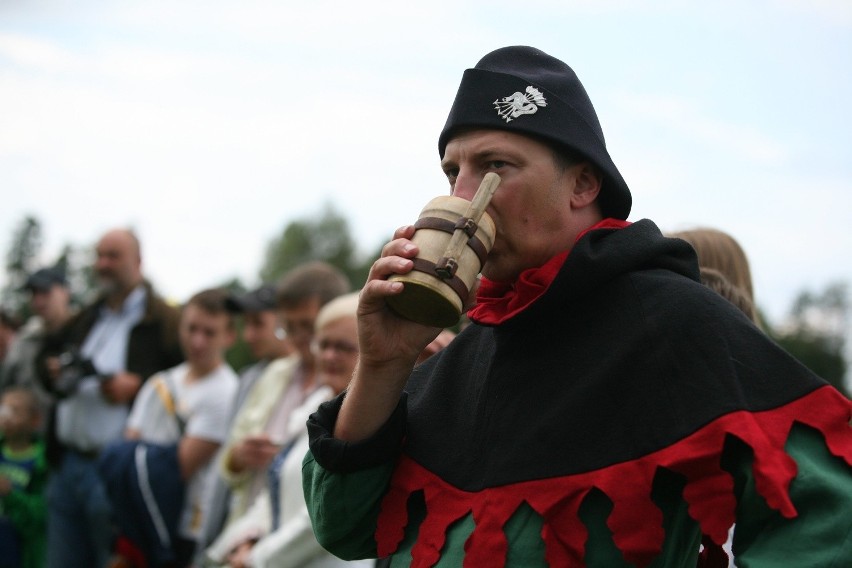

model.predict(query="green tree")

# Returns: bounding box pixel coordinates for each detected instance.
[1,215,43,315]
[771,282,849,397]
[260,204,375,289]
[55,242,98,309]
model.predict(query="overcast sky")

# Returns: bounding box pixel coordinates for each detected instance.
[1,0,850,332]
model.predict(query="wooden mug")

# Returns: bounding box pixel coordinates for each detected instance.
[387,173,500,327]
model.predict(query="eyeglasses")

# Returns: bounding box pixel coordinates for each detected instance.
[310,339,358,355]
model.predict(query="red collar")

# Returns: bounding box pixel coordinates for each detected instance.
[468,219,631,325]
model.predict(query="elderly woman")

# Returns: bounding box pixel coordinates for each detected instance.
[206,292,370,568]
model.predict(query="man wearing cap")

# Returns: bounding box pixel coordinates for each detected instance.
[224,284,294,412]
[38,228,182,568]
[303,47,852,567]
[0,267,73,412]
[194,283,294,559]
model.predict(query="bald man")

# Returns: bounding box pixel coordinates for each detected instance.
[39,228,183,568]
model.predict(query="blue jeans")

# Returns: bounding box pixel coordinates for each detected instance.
[46,450,114,568]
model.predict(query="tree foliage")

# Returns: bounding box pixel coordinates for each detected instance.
[259,204,375,289]
[770,282,849,396]
[56,242,98,308]
[1,215,43,314]
[1,216,98,316]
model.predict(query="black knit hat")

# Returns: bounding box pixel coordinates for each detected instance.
[438,46,631,220]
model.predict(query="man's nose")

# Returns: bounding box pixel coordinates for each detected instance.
[452,170,481,201]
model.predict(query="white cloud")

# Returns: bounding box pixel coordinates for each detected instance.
[779,0,852,26]
[612,92,790,165]
[0,32,79,71]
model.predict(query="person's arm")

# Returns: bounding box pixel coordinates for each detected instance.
[178,437,221,481]
[302,226,463,559]
[302,392,409,560]
[335,225,441,442]
[182,372,238,481]
[218,359,295,485]
[100,371,143,404]
[224,435,280,478]
[248,436,325,568]
[205,489,271,563]
[731,422,852,567]
[302,446,398,561]
[217,404,258,486]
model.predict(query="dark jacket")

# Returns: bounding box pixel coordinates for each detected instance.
[38,281,182,465]
[41,281,182,384]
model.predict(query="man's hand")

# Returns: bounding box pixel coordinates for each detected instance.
[226,540,255,568]
[335,225,447,442]
[44,356,62,384]
[226,434,282,475]
[100,371,142,404]
[356,225,443,369]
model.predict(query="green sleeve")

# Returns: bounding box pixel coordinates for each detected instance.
[732,422,852,567]
[302,447,396,560]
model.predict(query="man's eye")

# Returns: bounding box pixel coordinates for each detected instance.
[488,160,506,169]
[444,168,459,181]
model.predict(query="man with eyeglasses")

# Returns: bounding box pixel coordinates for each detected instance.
[207,261,349,549]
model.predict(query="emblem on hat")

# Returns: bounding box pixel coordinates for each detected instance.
[493,86,547,122]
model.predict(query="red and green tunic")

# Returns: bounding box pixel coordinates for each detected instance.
[304,220,852,567]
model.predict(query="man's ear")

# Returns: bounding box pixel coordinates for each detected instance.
[570,163,602,209]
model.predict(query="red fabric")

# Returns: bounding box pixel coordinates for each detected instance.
[375,386,852,568]
[468,219,631,325]
[114,536,148,568]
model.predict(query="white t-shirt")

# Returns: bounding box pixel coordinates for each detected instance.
[127,361,238,539]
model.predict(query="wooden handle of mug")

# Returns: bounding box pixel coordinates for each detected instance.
[435,173,501,278]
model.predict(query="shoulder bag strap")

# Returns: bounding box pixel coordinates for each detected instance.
[152,370,187,435]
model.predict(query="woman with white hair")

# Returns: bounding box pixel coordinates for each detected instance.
[205,292,370,568]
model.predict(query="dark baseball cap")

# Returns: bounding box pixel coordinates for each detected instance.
[225,284,278,313]
[24,267,68,292]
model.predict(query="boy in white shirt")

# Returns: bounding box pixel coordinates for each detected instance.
[125,288,238,566]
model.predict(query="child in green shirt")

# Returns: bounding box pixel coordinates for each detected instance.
[0,386,48,568]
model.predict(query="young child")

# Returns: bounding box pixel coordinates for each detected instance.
[125,288,239,566]
[0,386,47,568]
